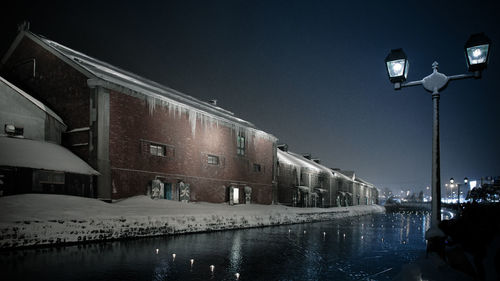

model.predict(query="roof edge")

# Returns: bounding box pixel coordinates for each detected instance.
[1,30,25,67]
[0,75,66,128]
[24,32,96,79]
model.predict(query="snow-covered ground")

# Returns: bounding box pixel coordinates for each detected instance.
[0,194,385,249]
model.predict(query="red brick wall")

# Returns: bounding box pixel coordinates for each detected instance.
[1,36,91,161]
[108,90,274,204]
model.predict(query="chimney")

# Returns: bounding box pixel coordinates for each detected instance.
[312,159,321,164]
[18,21,30,32]
[208,99,217,106]
[277,144,288,152]
[302,153,311,160]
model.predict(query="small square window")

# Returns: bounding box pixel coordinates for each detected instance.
[208,155,219,165]
[150,143,166,157]
[253,163,261,172]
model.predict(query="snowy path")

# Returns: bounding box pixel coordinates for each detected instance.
[0,194,385,249]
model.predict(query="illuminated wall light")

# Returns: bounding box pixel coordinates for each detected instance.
[155,249,159,254]
[172,253,176,260]
[235,273,240,280]
[210,265,215,273]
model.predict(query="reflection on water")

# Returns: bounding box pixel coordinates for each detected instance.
[1,212,429,281]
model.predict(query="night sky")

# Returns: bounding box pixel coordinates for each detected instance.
[2,0,499,194]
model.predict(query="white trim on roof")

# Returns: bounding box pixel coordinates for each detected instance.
[23,32,96,78]
[0,75,66,127]
[277,149,334,177]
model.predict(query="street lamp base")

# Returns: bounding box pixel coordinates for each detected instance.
[425,226,446,259]
[426,236,446,259]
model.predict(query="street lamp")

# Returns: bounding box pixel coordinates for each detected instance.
[465,33,492,73]
[385,48,409,85]
[384,33,491,255]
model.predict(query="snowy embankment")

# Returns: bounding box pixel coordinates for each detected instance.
[0,194,384,249]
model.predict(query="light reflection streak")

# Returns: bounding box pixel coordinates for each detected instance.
[229,231,242,274]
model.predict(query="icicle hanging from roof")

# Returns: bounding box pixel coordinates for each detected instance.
[188,110,197,136]
[145,94,275,142]
[147,95,156,115]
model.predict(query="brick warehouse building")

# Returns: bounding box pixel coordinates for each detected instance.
[1,25,278,204]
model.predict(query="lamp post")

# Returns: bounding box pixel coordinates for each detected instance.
[450,178,456,203]
[463,177,468,204]
[384,33,491,255]
[449,177,461,204]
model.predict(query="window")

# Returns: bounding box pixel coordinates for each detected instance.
[237,133,245,155]
[141,140,175,159]
[150,143,166,157]
[253,163,261,172]
[37,171,65,184]
[208,155,219,165]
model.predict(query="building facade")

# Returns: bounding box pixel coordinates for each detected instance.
[1,27,277,204]
[1,25,379,207]
[277,145,336,207]
[277,144,379,208]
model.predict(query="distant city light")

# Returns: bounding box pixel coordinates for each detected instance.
[470,180,477,190]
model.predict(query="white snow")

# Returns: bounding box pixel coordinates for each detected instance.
[65,127,90,133]
[0,137,99,175]
[0,194,384,249]
[278,149,357,185]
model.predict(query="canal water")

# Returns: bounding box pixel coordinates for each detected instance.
[1,212,430,281]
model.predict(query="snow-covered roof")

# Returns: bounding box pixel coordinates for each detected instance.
[277,149,334,177]
[0,75,65,126]
[330,169,354,181]
[356,177,374,188]
[0,136,99,175]
[12,31,275,140]
[339,170,355,180]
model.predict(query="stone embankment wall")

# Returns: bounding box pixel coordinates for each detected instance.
[0,205,385,249]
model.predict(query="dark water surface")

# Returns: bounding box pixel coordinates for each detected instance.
[1,212,429,281]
